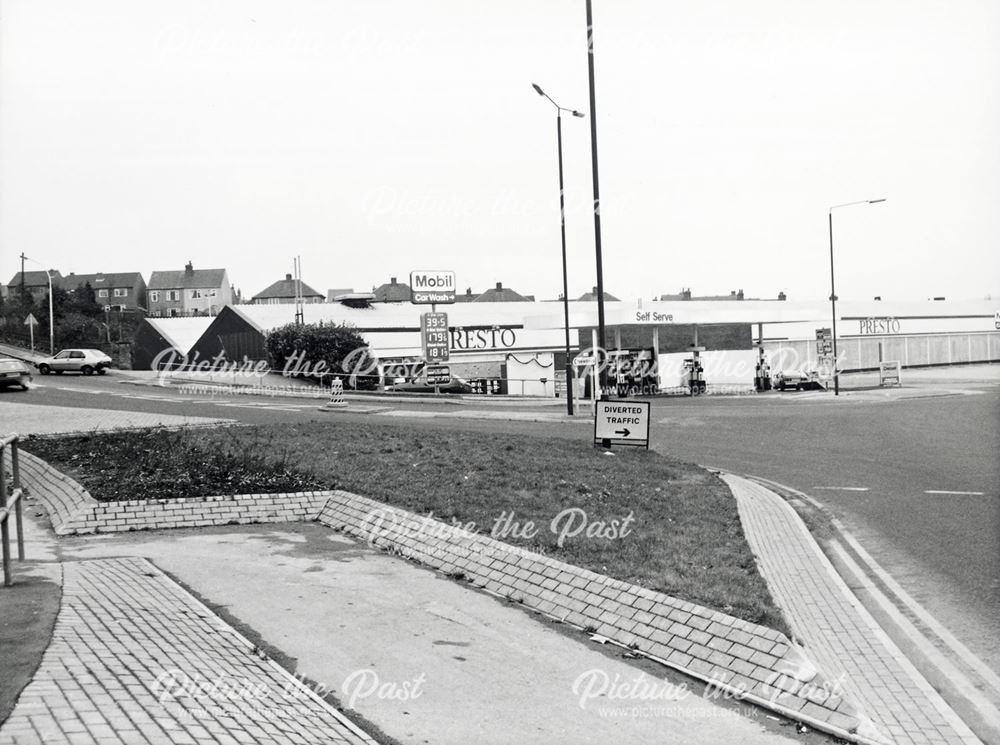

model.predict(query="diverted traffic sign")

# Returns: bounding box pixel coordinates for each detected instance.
[410,270,456,304]
[594,400,651,449]
[421,312,450,362]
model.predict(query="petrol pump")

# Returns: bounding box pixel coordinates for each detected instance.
[754,346,772,391]
[681,347,707,395]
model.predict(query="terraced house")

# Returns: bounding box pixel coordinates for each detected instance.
[148,262,232,317]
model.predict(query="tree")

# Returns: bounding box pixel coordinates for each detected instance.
[68,282,103,316]
[265,322,379,390]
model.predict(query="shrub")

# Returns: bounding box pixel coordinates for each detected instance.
[265,322,379,390]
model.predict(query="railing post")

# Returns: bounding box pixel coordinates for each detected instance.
[1,441,10,587]
[12,440,24,561]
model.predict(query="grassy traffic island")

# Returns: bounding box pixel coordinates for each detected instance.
[24,423,787,633]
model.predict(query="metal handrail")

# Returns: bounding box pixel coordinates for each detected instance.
[0,433,26,586]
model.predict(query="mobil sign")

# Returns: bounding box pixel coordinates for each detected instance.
[410,270,456,304]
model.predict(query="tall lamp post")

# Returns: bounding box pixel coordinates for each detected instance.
[21,255,55,355]
[533,82,584,416]
[584,0,608,395]
[828,198,886,395]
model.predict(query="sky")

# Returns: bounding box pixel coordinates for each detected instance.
[1,0,998,304]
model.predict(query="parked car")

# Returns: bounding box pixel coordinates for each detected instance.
[772,367,825,391]
[386,376,473,394]
[0,358,33,391]
[35,349,113,376]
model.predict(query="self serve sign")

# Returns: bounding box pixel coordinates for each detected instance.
[594,400,651,448]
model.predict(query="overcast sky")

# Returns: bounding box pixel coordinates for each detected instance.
[2,0,998,303]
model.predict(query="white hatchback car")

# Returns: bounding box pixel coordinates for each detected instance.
[36,349,113,376]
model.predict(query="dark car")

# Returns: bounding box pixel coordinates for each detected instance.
[386,377,473,394]
[0,359,33,391]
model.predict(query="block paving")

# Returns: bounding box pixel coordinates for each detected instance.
[8,444,987,744]
[726,474,982,745]
[0,557,377,745]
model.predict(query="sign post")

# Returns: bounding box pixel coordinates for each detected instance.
[593,400,651,449]
[23,313,38,351]
[412,270,456,393]
[420,310,450,395]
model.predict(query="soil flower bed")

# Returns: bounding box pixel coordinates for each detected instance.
[24,423,787,632]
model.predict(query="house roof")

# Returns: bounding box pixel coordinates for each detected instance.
[371,277,411,302]
[63,272,145,289]
[472,282,532,303]
[576,287,621,302]
[149,267,227,290]
[453,288,479,303]
[252,274,324,301]
[6,271,63,288]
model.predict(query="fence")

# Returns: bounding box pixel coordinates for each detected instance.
[764,331,1000,373]
[0,434,26,586]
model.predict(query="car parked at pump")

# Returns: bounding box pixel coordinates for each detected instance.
[772,367,825,391]
[35,349,113,376]
[0,358,33,391]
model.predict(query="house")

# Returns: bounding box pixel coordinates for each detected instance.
[5,270,64,301]
[576,286,620,302]
[250,274,324,305]
[472,282,534,302]
[371,277,412,303]
[148,262,232,317]
[62,272,147,312]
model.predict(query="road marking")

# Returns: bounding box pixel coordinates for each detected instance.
[925,490,985,496]
[812,486,870,492]
[753,475,1000,704]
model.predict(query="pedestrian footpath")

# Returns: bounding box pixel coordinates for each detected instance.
[0,557,377,745]
[724,474,982,745]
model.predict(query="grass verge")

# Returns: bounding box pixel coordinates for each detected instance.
[23,423,787,633]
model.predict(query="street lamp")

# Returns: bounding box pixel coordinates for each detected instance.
[828,198,886,395]
[21,254,55,355]
[533,82,585,416]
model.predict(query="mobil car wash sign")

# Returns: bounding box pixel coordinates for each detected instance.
[410,270,456,304]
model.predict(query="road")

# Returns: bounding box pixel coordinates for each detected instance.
[3,370,998,675]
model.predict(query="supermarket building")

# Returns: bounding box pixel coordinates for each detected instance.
[132,298,999,395]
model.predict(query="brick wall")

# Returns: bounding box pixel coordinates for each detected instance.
[16,449,332,535]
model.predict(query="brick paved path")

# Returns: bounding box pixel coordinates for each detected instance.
[724,474,981,745]
[0,558,376,745]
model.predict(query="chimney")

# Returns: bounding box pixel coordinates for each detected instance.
[496,282,502,290]
[682,288,691,300]
[592,286,598,295]
[184,261,194,275]
[737,289,744,300]
[285,273,292,281]
[874,296,881,301]
[778,291,787,301]
[390,277,397,285]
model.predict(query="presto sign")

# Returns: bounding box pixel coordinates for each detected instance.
[410,270,456,304]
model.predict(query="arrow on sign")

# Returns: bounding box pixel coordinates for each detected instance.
[615,428,631,437]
